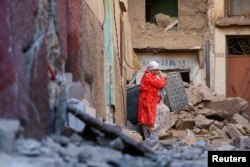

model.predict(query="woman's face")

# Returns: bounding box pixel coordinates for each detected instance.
[150,69,159,75]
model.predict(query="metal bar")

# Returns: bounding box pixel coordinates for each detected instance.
[205,40,210,88]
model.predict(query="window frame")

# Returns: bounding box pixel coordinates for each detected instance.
[225,0,250,17]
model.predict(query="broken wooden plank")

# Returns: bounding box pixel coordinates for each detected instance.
[164,20,178,32]
[68,108,154,156]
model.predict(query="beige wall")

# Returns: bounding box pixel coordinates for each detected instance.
[127,0,209,87]
[213,27,250,95]
[127,0,145,39]
[85,0,104,24]
[79,0,106,120]
[214,0,224,18]
[210,0,250,95]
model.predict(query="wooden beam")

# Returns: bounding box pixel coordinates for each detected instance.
[68,108,154,156]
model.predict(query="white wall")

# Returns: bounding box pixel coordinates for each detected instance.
[136,51,205,85]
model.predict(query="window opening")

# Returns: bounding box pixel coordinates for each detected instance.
[227,0,250,17]
[227,36,250,55]
[146,0,178,23]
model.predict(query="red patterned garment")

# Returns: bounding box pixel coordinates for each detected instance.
[138,72,167,127]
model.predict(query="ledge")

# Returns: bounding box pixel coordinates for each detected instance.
[215,17,250,27]
[133,46,202,52]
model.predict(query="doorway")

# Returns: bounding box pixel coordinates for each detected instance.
[227,36,250,113]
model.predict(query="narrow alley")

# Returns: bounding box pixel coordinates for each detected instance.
[0,0,250,167]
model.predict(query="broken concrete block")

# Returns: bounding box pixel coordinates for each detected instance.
[213,120,224,129]
[225,124,244,138]
[16,138,41,156]
[0,119,21,153]
[175,119,195,130]
[185,86,202,105]
[205,97,248,118]
[209,124,228,139]
[183,129,197,146]
[170,130,186,138]
[67,113,86,132]
[192,127,201,134]
[195,114,214,129]
[155,13,172,28]
[198,84,215,101]
[232,113,250,131]
[178,110,194,119]
[234,124,250,136]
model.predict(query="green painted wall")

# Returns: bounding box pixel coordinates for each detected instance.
[103,0,115,112]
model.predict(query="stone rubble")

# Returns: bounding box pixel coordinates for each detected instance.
[1,82,250,167]
[160,82,250,151]
[0,119,209,167]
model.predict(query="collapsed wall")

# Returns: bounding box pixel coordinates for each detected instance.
[164,82,250,149]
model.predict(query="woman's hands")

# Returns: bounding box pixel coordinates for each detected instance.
[159,72,167,79]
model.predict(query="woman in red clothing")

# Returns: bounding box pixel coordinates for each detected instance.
[138,61,167,140]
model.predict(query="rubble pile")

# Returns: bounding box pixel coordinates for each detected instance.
[0,119,208,167]
[1,80,250,167]
[165,82,250,150]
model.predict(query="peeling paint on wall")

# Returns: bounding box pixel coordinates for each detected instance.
[103,0,115,122]
[137,52,203,85]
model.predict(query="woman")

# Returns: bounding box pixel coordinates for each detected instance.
[138,61,167,139]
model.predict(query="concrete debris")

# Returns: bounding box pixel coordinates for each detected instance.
[209,124,228,139]
[175,119,195,130]
[185,85,202,105]
[1,82,250,166]
[182,129,198,146]
[225,124,244,138]
[0,118,209,167]
[0,119,21,153]
[15,138,41,156]
[164,20,178,32]
[195,114,213,129]
[232,113,250,131]
[137,82,250,148]
[213,120,224,129]
[154,13,178,31]
[205,97,248,118]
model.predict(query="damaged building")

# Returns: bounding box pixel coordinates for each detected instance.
[1,0,250,166]
[0,0,134,138]
[128,0,250,111]
[0,0,250,153]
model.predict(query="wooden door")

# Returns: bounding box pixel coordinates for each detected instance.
[227,37,250,114]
